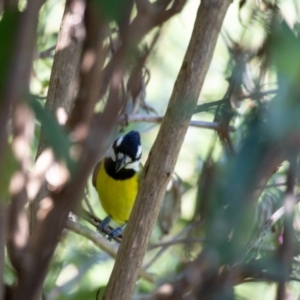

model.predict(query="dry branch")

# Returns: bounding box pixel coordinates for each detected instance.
[103,1,232,299]
[0,0,46,297]
[8,103,34,273]
[117,114,236,131]
[245,194,300,261]
[12,2,118,298]
[66,219,154,283]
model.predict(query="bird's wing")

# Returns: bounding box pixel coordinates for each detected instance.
[92,161,102,187]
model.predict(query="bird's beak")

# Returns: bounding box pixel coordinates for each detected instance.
[116,156,126,173]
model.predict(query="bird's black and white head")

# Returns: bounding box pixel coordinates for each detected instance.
[108,131,142,173]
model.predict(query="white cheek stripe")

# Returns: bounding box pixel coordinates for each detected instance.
[136,145,142,158]
[125,160,140,171]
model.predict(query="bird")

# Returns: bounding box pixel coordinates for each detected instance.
[92,130,142,240]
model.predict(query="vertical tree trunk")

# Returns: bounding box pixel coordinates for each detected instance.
[103,1,232,299]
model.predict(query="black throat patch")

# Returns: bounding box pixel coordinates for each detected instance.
[104,157,136,180]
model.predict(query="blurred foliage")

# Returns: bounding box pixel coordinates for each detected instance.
[0,10,19,97]
[29,95,75,173]
[2,0,300,299]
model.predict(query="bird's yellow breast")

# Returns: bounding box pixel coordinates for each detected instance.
[95,162,139,225]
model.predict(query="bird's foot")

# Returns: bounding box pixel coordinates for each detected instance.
[107,224,126,241]
[98,216,111,233]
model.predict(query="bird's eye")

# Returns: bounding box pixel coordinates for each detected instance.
[117,152,125,160]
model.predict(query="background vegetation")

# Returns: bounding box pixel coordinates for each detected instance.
[1,0,300,299]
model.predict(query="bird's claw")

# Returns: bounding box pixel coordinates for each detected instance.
[98,216,111,233]
[107,227,123,241]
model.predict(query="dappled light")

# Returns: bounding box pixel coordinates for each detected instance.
[13,213,29,248]
[37,197,54,221]
[9,172,26,196]
[45,161,70,192]
[56,107,68,125]
[27,149,55,200]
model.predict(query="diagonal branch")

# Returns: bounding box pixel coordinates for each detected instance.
[103,1,232,299]
[66,219,154,283]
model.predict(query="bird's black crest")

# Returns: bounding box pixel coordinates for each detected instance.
[114,131,141,160]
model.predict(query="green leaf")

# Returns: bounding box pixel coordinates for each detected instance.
[94,0,127,22]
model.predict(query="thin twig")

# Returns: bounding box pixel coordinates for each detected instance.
[244,194,300,261]
[117,114,236,131]
[255,182,287,190]
[239,89,278,100]
[148,238,206,250]
[194,99,227,114]
[66,219,118,257]
[77,208,122,243]
[194,89,278,114]
[66,219,155,283]
[144,223,199,270]
[83,192,95,216]
[36,45,56,59]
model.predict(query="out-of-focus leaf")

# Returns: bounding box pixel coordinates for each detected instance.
[94,0,128,22]
[267,20,300,140]
[206,107,270,263]
[269,21,300,83]
[0,10,19,98]
[28,95,75,174]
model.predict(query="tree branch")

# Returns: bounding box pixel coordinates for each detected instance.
[29,0,85,234]
[65,219,154,283]
[99,0,187,99]
[0,0,46,295]
[12,2,119,298]
[117,114,236,131]
[103,1,232,299]
[244,194,300,261]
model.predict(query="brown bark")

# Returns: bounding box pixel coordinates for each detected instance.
[29,0,85,234]
[0,1,46,300]
[102,1,232,300]
[0,0,45,289]
[12,2,119,298]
